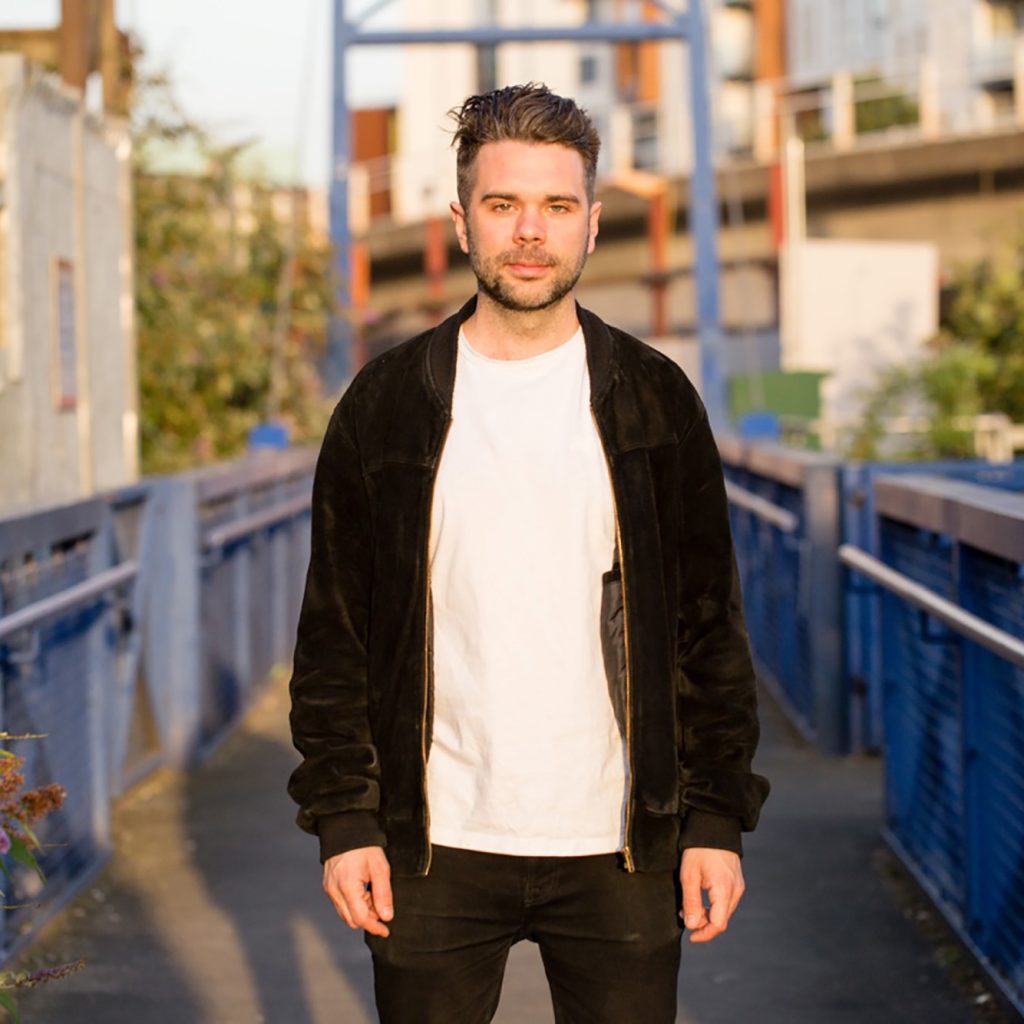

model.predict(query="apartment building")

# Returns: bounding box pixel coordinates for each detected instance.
[786,0,1024,134]
[370,0,763,225]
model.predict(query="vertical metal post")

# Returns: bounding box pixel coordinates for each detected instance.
[649,186,669,336]
[351,239,371,370]
[86,504,113,851]
[684,0,728,432]
[328,0,353,391]
[148,476,201,768]
[803,458,846,755]
[425,215,448,318]
[232,490,252,708]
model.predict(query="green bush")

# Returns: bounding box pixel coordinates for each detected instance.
[847,236,1024,460]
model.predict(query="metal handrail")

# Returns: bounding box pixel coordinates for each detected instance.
[202,494,312,551]
[724,480,800,534]
[839,544,1024,669]
[0,561,139,641]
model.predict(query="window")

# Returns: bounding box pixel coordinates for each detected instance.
[580,54,599,84]
[632,108,659,170]
[52,259,77,411]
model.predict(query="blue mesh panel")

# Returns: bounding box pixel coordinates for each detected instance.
[725,466,812,734]
[0,536,103,936]
[842,459,1024,753]
[247,484,278,694]
[960,544,1024,1000]
[199,493,245,747]
[879,519,965,913]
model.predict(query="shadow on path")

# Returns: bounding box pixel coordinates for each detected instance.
[10,675,1011,1023]
[13,677,377,1024]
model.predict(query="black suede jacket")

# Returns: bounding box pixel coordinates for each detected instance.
[287,297,771,874]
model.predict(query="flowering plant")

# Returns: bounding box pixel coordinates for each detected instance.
[0,733,84,1022]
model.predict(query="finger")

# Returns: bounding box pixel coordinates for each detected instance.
[346,879,391,937]
[361,901,391,937]
[324,877,357,929]
[679,863,705,931]
[341,877,374,928]
[728,880,746,918]
[690,886,730,943]
[368,857,394,922]
[708,884,731,930]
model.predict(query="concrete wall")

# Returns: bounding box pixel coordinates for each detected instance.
[0,54,137,514]
[810,181,1024,273]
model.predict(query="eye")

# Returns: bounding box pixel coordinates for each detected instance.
[491,202,514,212]
[549,204,570,214]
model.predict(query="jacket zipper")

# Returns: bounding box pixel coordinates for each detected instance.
[421,416,453,877]
[591,407,636,873]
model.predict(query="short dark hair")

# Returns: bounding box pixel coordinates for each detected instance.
[448,83,601,208]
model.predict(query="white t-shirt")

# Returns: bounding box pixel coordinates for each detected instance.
[425,325,629,856]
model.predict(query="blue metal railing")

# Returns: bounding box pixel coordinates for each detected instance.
[841,474,1024,1016]
[719,441,1024,758]
[718,437,844,753]
[841,460,1024,751]
[2,424,1022,1009]
[0,448,315,963]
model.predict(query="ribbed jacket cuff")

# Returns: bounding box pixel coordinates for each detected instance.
[679,810,744,858]
[317,811,387,864]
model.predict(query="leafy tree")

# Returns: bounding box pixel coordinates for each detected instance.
[939,243,1024,421]
[131,53,336,474]
[847,236,1024,460]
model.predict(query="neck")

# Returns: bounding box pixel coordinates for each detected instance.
[461,291,580,360]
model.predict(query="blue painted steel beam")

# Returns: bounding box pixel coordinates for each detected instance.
[346,24,690,45]
[353,0,398,28]
[684,0,727,432]
[329,0,728,432]
[328,1,353,390]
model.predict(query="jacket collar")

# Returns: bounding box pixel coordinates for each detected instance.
[426,294,618,413]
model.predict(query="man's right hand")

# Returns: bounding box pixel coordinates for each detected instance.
[323,846,394,937]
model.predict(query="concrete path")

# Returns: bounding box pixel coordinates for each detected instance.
[10,672,1011,1023]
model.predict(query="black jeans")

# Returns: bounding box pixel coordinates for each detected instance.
[364,845,683,1024]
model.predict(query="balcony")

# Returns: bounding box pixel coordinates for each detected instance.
[715,4,755,80]
[716,42,754,81]
[973,35,1018,86]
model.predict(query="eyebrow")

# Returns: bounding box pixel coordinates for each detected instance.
[480,192,581,205]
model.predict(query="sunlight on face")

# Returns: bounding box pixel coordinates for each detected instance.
[453,141,602,313]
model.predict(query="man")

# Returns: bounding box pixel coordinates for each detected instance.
[288,83,770,1023]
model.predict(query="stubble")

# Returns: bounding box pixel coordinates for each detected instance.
[465,222,591,313]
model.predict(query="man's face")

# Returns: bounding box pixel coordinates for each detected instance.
[451,140,602,313]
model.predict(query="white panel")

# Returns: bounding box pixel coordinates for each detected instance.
[781,238,939,438]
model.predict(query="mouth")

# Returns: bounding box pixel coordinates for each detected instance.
[505,261,552,277]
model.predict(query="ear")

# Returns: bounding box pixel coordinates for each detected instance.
[450,201,470,255]
[587,199,602,255]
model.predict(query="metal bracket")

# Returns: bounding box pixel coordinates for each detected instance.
[1,628,40,667]
[918,608,957,645]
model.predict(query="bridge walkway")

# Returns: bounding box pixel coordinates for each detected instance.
[10,671,1005,1024]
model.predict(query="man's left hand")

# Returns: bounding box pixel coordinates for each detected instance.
[679,847,745,943]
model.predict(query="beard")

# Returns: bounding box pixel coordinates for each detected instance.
[465,223,590,313]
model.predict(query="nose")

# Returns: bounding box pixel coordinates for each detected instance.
[513,206,545,245]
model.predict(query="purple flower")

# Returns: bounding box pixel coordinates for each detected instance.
[0,826,10,855]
